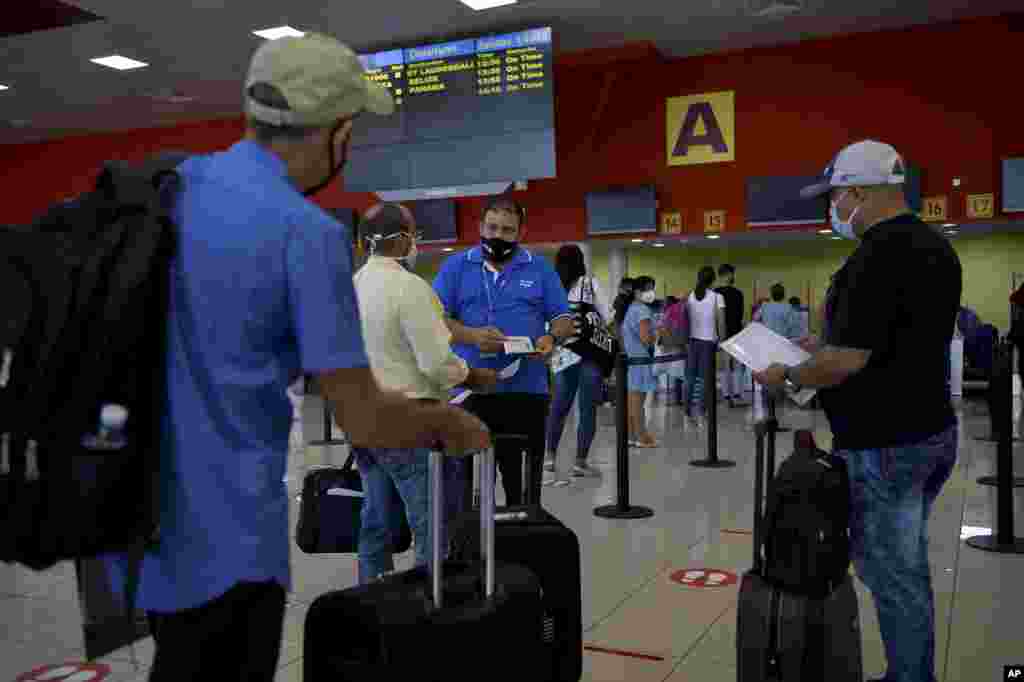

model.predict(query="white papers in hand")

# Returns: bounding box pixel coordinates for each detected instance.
[720,322,817,406]
[450,360,521,405]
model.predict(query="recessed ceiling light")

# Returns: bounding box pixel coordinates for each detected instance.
[831,236,842,240]
[942,223,957,228]
[631,238,644,243]
[90,55,149,71]
[707,234,721,240]
[652,243,665,248]
[0,84,9,91]
[459,0,518,10]
[818,229,832,235]
[253,26,306,40]
[443,247,454,252]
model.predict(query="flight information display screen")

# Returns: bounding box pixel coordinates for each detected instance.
[352,27,554,148]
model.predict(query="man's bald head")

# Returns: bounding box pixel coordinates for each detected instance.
[359,202,416,257]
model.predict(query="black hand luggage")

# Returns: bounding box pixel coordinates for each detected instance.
[295,453,411,555]
[303,447,546,682]
[736,401,863,682]
[451,503,583,682]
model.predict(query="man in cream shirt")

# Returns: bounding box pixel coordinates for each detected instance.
[352,202,496,583]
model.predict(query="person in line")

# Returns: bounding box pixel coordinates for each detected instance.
[610,277,636,339]
[760,284,802,341]
[1011,283,1024,392]
[658,294,689,405]
[544,244,611,484]
[751,297,769,323]
[617,276,659,447]
[714,264,747,406]
[103,34,490,682]
[789,296,810,339]
[683,266,726,430]
[756,140,961,682]
[434,197,574,508]
[756,283,803,425]
[352,203,499,583]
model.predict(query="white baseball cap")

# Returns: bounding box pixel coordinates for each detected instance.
[245,32,394,128]
[800,140,906,199]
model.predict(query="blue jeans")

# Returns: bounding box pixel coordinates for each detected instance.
[837,425,958,682]
[684,339,717,416]
[546,360,603,464]
[353,447,433,585]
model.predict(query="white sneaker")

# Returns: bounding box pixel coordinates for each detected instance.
[572,463,600,478]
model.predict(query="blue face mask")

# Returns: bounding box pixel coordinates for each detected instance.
[829,191,860,240]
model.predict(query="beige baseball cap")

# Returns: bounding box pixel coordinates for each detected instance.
[800,140,906,199]
[245,32,394,127]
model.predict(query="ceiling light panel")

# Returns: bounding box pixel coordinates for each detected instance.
[459,0,518,10]
[90,55,148,70]
[253,26,305,40]
[0,84,9,91]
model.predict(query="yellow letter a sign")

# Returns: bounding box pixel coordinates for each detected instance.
[667,91,735,166]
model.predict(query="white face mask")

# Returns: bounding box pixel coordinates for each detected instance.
[640,290,656,304]
[830,190,860,240]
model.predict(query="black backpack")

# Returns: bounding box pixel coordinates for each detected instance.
[761,431,852,598]
[0,154,187,575]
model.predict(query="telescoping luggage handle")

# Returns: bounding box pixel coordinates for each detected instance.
[751,396,778,574]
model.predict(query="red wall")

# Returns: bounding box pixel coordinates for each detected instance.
[2,14,1020,240]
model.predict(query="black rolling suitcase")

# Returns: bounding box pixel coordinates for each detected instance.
[736,405,863,682]
[451,501,583,682]
[303,447,546,682]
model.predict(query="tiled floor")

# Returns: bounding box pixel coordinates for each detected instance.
[3,389,1023,681]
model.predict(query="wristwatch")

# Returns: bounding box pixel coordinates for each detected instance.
[783,366,802,392]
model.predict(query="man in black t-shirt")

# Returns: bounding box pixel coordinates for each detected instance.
[714,264,748,406]
[754,140,961,682]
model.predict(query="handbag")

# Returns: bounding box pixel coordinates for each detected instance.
[562,277,619,377]
[295,452,412,555]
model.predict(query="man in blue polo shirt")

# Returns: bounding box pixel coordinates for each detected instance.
[434,197,573,507]
[106,34,489,681]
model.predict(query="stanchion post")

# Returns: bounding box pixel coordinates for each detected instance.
[975,338,1021,442]
[692,345,736,468]
[595,354,654,519]
[966,340,1024,554]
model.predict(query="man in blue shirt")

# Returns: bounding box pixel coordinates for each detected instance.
[434,197,574,506]
[107,33,489,682]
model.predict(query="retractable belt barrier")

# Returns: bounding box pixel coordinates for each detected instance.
[966,339,1024,555]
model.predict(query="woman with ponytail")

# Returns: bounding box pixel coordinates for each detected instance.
[683,266,726,429]
[544,245,611,483]
[612,277,636,338]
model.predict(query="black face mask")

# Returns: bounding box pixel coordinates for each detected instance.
[481,237,518,263]
[303,120,349,197]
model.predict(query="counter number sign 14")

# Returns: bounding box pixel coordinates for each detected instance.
[660,211,683,235]
[921,196,948,223]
